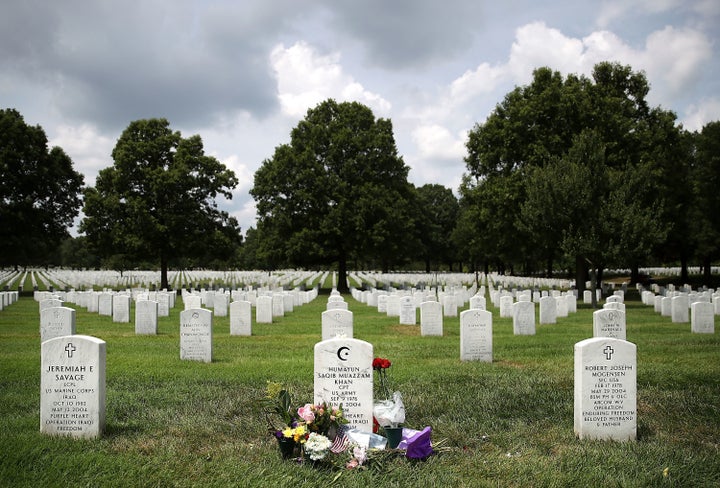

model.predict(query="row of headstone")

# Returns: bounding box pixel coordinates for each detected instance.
[638,286,716,334]
[0,291,19,311]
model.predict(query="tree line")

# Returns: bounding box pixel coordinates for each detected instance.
[1,62,718,293]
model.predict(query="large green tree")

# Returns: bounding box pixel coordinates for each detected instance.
[251,99,413,292]
[689,121,720,284]
[463,62,679,290]
[414,184,458,272]
[0,108,85,268]
[80,118,241,289]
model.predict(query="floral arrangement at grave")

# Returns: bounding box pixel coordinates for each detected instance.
[263,381,348,460]
[263,380,436,470]
[372,357,405,439]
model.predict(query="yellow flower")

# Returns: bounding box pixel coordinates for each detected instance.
[282,427,293,439]
[293,424,307,443]
[662,467,669,478]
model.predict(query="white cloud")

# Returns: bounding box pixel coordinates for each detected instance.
[48,123,114,185]
[412,124,467,161]
[681,97,720,131]
[642,26,712,96]
[270,41,391,117]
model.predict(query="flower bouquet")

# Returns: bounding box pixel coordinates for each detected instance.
[372,357,406,448]
[264,382,348,461]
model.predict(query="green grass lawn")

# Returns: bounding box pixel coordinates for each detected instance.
[1,288,718,487]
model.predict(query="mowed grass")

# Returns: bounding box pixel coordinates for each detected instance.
[0,286,719,487]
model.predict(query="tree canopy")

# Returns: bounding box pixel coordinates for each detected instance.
[251,99,414,292]
[80,118,241,289]
[461,62,681,290]
[0,108,84,268]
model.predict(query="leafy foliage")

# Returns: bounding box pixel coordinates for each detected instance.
[251,99,414,290]
[0,109,84,267]
[80,119,241,287]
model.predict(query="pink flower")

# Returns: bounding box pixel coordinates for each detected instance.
[297,404,315,423]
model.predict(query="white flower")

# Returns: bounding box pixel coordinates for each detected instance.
[304,433,332,460]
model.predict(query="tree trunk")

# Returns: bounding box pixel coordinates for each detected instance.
[425,257,431,273]
[680,253,689,283]
[703,255,712,286]
[575,255,587,296]
[337,253,349,293]
[546,256,553,278]
[630,262,640,285]
[160,254,169,291]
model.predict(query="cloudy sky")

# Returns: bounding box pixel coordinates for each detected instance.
[3,0,719,235]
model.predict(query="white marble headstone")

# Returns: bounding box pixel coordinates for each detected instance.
[399,296,416,325]
[135,300,158,335]
[314,337,373,432]
[539,296,557,324]
[321,309,354,340]
[574,337,636,441]
[593,309,626,340]
[40,306,76,342]
[41,335,106,438]
[420,301,443,336]
[180,308,213,363]
[512,301,535,335]
[230,300,252,336]
[691,301,715,334]
[460,309,492,362]
[256,296,273,324]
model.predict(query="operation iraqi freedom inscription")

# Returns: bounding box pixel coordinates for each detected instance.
[40,335,106,439]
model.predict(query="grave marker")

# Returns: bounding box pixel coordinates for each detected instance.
[420,301,443,336]
[230,300,252,336]
[135,300,158,335]
[460,309,492,362]
[512,301,535,335]
[40,306,76,342]
[40,335,106,438]
[593,309,626,340]
[574,337,636,441]
[691,301,715,334]
[321,309,354,340]
[180,308,213,363]
[314,337,373,432]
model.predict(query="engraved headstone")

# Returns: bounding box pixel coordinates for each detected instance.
[321,309,354,340]
[184,294,202,310]
[40,306,76,342]
[112,294,131,323]
[420,301,443,336]
[512,301,535,335]
[574,337,636,441]
[230,300,252,336]
[256,295,273,324]
[460,309,492,362]
[593,309,626,340]
[671,295,689,323]
[399,296,416,325]
[180,308,213,363]
[135,300,158,335]
[539,296,557,324]
[41,335,106,438]
[691,301,715,334]
[98,293,113,316]
[314,337,373,432]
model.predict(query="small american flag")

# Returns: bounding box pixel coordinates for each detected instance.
[330,425,350,453]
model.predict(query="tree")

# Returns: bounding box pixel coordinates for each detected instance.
[251,99,413,292]
[414,184,458,272]
[464,63,680,290]
[689,121,720,284]
[0,108,84,268]
[80,118,241,289]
